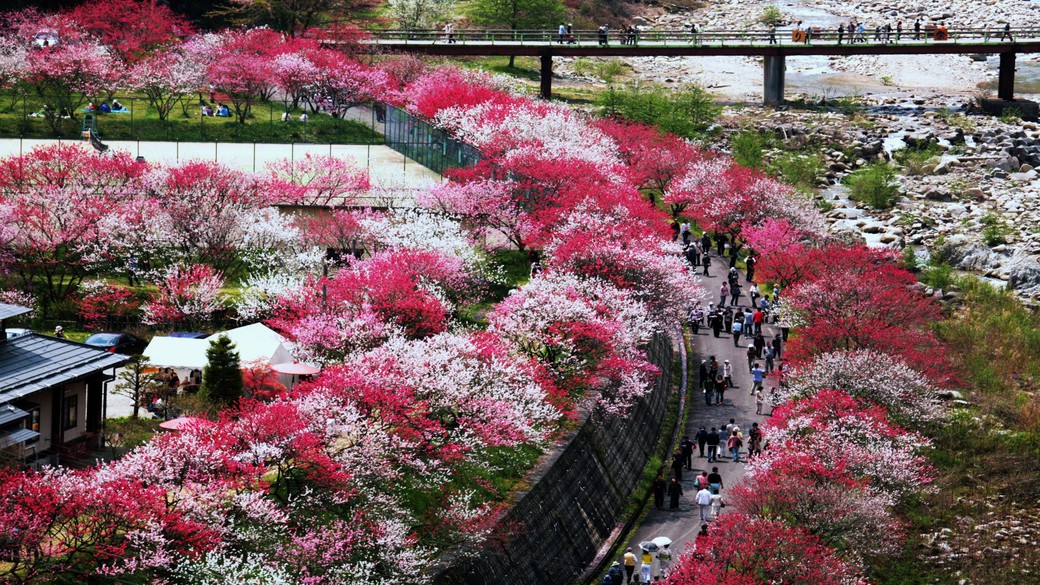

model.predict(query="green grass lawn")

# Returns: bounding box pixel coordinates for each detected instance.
[0,93,382,144]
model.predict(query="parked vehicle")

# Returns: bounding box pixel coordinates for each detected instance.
[84,332,147,354]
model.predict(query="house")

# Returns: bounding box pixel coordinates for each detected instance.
[0,304,130,464]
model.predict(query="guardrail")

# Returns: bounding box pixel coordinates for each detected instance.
[368,26,1040,46]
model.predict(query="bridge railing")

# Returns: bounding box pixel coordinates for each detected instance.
[370,27,1040,46]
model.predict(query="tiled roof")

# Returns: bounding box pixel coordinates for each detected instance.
[0,333,129,403]
[0,304,32,321]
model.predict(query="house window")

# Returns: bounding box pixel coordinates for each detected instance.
[63,395,78,431]
[24,406,40,444]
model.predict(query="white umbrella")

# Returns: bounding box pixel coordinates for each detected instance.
[651,536,672,548]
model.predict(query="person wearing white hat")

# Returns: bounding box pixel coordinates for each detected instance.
[54,326,65,339]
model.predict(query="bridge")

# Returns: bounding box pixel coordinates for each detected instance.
[368,27,1040,104]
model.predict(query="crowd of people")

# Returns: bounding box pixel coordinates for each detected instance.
[604,228,785,584]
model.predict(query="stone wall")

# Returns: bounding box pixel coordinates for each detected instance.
[433,332,675,585]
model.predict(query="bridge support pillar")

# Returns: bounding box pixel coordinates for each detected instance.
[540,54,553,100]
[763,55,786,106]
[998,52,1016,101]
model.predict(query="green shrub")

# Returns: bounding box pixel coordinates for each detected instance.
[845,163,899,209]
[895,142,942,176]
[980,213,1012,246]
[768,152,824,191]
[758,6,783,27]
[731,130,765,168]
[999,106,1023,124]
[598,83,721,139]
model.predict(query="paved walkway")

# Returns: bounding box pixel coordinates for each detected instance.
[621,247,781,580]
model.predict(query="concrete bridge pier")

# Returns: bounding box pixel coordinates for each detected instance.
[540,54,553,100]
[764,54,786,106]
[999,52,1016,101]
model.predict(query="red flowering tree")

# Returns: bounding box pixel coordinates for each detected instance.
[207,29,280,123]
[77,280,141,330]
[781,245,948,380]
[67,0,192,62]
[22,39,125,133]
[666,514,867,585]
[142,264,226,328]
[265,153,370,207]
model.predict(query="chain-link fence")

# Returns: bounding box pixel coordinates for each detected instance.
[384,104,482,175]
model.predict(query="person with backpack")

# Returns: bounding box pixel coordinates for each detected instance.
[602,561,624,585]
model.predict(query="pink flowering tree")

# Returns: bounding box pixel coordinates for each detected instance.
[128,50,206,121]
[206,29,279,123]
[488,272,658,415]
[77,279,141,330]
[755,390,934,499]
[265,153,370,207]
[142,264,226,328]
[0,144,144,310]
[22,40,125,133]
[781,350,946,425]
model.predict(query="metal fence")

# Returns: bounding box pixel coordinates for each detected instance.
[383,104,482,175]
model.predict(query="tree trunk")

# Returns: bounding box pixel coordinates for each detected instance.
[509,55,516,68]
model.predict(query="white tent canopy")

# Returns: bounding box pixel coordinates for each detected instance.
[142,323,294,377]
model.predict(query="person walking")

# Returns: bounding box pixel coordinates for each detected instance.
[694,470,709,491]
[751,362,766,394]
[671,449,684,481]
[771,333,783,361]
[696,485,712,522]
[668,476,684,510]
[711,311,723,338]
[706,427,720,462]
[731,318,743,347]
[837,23,844,44]
[896,20,903,41]
[755,388,765,414]
[753,332,766,358]
[746,344,757,374]
[764,345,775,374]
[729,280,742,307]
[558,22,568,44]
[652,473,666,510]
[707,466,723,494]
[710,491,724,520]
[723,360,733,388]
[719,282,729,307]
[698,360,709,391]
[768,23,777,44]
[913,19,921,40]
[681,436,694,470]
[1000,22,1013,42]
[714,232,727,256]
[727,428,743,463]
[714,375,727,406]
[640,548,654,583]
[752,308,765,336]
[656,545,673,579]
[695,426,708,457]
[745,254,756,282]
[624,547,637,583]
[701,253,711,276]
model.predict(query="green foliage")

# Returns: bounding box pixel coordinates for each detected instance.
[894,142,942,176]
[999,106,1024,124]
[0,93,380,143]
[104,416,160,451]
[768,152,823,191]
[980,213,1013,246]
[116,355,166,420]
[199,334,244,409]
[880,75,894,86]
[572,58,630,82]
[731,130,765,168]
[900,246,920,272]
[758,5,783,27]
[597,83,721,139]
[920,259,954,291]
[845,163,900,209]
[468,0,565,30]
[937,107,978,133]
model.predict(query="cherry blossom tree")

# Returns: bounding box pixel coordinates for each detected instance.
[22,39,125,133]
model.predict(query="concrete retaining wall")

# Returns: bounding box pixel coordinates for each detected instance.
[433,332,675,585]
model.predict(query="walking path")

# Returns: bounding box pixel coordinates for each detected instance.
[620,247,781,581]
